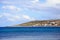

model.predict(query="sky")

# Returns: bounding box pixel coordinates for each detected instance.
[0,0,60,26]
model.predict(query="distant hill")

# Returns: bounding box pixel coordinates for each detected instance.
[15,19,60,27]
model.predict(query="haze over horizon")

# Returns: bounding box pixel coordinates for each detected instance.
[0,0,60,26]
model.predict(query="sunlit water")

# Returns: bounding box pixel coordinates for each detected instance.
[0,27,60,40]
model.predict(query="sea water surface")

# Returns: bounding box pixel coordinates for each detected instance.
[0,27,60,40]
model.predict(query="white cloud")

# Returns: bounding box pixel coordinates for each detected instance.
[1,0,60,20]
[25,0,60,10]
[2,13,35,21]
[31,0,39,3]
[8,16,21,21]
[40,0,60,7]
[42,0,60,8]
[2,1,12,4]
[7,18,15,21]
[7,16,20,21]
[2,5,22,11]
[43,0,60,7]
[22,15,30,19]
[22,0,60,12]
[22,15,35,21]
[46,0,60,5]
[0,15,3,18]
[3,13,12,16]
[2,0,60,8]
[2,0,60,10]
[3,13,21,21]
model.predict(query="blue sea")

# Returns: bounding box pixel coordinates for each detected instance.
[0,27,60,40]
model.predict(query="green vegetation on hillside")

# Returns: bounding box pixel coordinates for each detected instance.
[15,19,60,26]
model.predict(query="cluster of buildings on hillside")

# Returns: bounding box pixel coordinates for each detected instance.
[32,20,60,26]
[15,20,60,27]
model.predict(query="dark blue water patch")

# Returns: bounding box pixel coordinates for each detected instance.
[0,27,60,32]
[0,27,60,39]
[0,27,60,36]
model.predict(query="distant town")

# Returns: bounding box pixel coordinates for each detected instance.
[15,19,60,27]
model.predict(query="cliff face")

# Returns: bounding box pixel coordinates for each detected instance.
[15,20,60,26]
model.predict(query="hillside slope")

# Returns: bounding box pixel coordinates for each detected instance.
[15,19,60,26]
